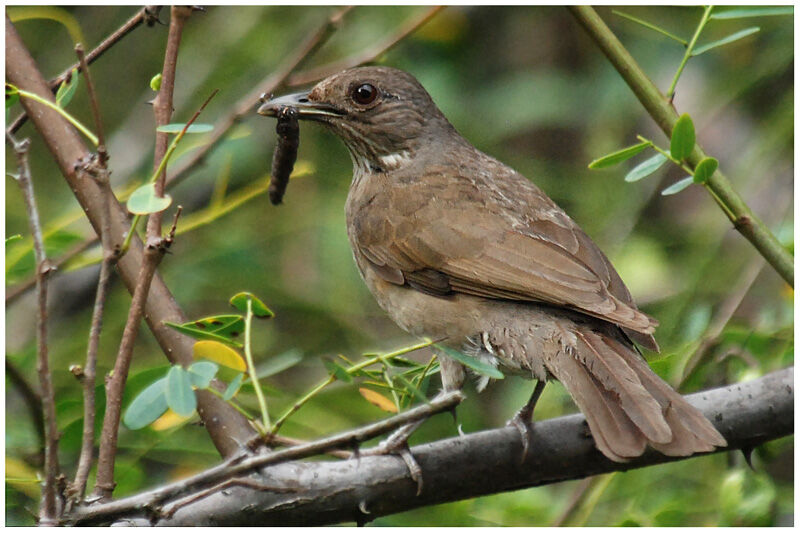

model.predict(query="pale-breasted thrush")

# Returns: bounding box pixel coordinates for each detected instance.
[259,66,726,462]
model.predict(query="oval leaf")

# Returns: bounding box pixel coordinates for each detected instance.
[223,373,245,401]
[670,114,696,160]
[187,361,219,389]
[710,6,792,19]
[193,340,246,372]
[166,315,245,348]
[661,176,694,196]
[156,123,214,134]
[588,141,651,169]
[693,157,718,184]
[691,27,760,56]
[123,377,168,430]
[151,409,189,431]
[359,388,398,413]
[127,182,172,215]
[165,366,196,416]
[624,153,668,182]
[55,68,79,108]
[324,359,353,382]
[229,292,274,318]
[150,73,162,92]
[435,344,504,380]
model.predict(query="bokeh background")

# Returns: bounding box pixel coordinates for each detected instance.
[5,5,793,526]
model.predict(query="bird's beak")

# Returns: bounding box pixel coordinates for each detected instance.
[257,91,343,120]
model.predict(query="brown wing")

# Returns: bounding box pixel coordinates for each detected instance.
[351,166,657,335]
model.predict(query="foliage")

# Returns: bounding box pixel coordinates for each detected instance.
[5,5,793,526]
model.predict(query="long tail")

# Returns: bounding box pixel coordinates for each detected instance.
[546,323,727,462]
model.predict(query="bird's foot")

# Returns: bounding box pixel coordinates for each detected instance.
[507,406,535,463]
[361,420,425,495]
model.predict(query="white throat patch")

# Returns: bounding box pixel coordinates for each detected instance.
[378,151,411,171]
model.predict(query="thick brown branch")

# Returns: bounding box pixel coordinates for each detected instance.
[6,12,256,470]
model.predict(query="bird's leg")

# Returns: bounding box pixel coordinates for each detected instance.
[507,380,546,463]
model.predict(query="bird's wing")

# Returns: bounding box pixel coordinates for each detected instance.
[352,167,657,335]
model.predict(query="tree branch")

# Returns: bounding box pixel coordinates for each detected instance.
[7,131,60,525]
[568,6,793,288]
[69,367,791,526]
[6,12,257,464]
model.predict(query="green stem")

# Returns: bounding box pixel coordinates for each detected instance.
[243,298,270,432]
[569,6,793,287]
[206,386,254,420]
[12,87,99,146]
[667,6,713,99]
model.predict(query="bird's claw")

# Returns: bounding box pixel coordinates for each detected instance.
[362,421,425,495]
[507,409,534,463]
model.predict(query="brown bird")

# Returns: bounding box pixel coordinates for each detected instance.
[258,66,727,462]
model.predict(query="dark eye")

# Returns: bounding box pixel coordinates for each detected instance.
[351,83,378,105]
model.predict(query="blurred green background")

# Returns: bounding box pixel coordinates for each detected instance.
[5,5,793,526]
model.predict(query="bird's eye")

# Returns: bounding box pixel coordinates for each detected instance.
[351,83,378,105]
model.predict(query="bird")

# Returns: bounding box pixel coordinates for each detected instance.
[258,66,727,462]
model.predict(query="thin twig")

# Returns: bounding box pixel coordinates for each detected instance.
[7,6,159,135]
[287,6,445,87]
[162,478,300,519]
[74,44,107,165]
[93,7,194,502]
[7,132,60,525]
[568,6,794,288]
[70,391,464,524]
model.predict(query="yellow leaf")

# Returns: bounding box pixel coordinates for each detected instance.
[151,409,190,431]
[193,340,246,371]
[5,457,40,499]
[359,388,398,413]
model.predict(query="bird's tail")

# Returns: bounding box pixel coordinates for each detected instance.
[546,323,727,462]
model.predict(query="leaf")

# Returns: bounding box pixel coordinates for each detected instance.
[165,315,244,347]
[692,157,718,184]
[127,182,172,215]
[435,344,504,380]
[692,27,760,56]
[257,349,303,378]
[670,114,695,160]
[395,374,429,404]
[151,409,190,431]
[223,373,244,400]
[6,86,19,109]
[156,123,214,134]
[192,340,246,371]
[612,10,687,45]
[229,292,274,318]
[624,153,668,182]
[588,141,651,169]
[150,73,162,92]
[187,361,219,389]
[359,388,398,413]
[5,234,21,244]
[661,176,694,196]
[324,359,353,382]
[55,67,79,108]
[123,377,168,430]
[710,7,791,19]
[165,366,196,416]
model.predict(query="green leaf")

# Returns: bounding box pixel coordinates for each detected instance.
[435,344,504,380]
[670,114,696,160]
[661,176,694,196]
[165,366,196,416]
[6,229,84,280]
[223,373,244,400]
[55,68,79,108]
[5,234,22,244]
[692,27,760,56]
[612,10,687,45]
[624,153,668,182]
[692,157,718,184]
[6,86,19,109]
[395,374,429,404]
[229,292,274,318]
[710,6,792,19]
[150,73,162,92]
[323,359,353,382]
[156,123,214,134]
[123,377,168,430]
[257,349,303,378]
[588,141,651,169]
[187,361,218,389]
[127,183,172,215]
[165,315,244,348]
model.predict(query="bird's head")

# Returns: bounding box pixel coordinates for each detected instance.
[258,66,457,172]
